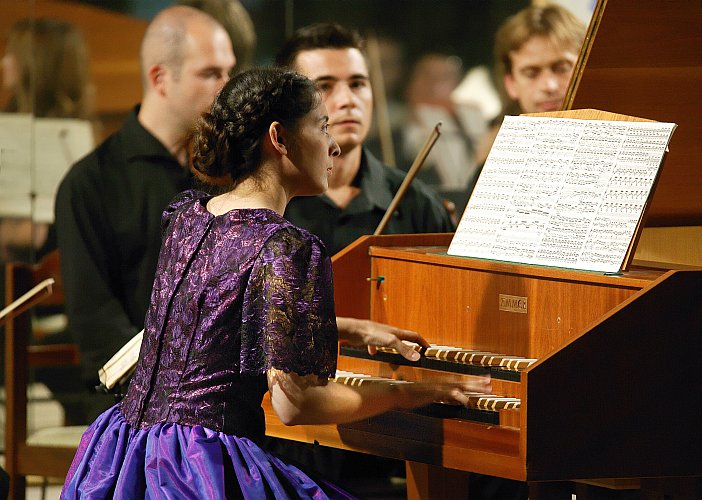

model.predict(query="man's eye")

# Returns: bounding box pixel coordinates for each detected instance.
[552,62,573,74]
[522,69,539,79]
[350,80,367,89]
[316,83,332,93]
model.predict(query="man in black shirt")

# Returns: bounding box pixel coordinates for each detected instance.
[56,9,428,422]
[55,6,236,418]
[277,23,453,255]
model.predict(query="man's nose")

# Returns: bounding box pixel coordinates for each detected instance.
[540,72,559,93]
[330,83,355,108]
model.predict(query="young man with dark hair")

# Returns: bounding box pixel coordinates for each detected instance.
[277,23,453,255]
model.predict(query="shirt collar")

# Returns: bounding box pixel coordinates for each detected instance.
[356,148,394,211]
[122,105,177,164]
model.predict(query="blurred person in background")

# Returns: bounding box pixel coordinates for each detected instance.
[1,17,95,259]
[399,52,487,220]
[176,0,257,72]
[1,17,95,425]
[475,4,586,168]
[2,17,93,118]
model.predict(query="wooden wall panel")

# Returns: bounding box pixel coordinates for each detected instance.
[565,0,702,226]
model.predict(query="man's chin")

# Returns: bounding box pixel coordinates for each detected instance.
[333,136,364,155]
[535,100,564,113]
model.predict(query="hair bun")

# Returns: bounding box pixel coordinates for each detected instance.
[190,67,319,186]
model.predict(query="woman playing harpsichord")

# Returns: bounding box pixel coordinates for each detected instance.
[61,67,489,499]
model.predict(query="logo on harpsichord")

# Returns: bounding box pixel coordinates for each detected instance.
[498,294,528,313]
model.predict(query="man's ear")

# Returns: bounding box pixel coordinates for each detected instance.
[148,64,168,96]
[504,73,518,101]
[268,122,288,155]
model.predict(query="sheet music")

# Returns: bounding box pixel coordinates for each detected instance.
[0,114,33,218]
[0,114,93,222]
[448,116,676,273]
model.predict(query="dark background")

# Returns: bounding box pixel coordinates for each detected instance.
[78,0,528,84]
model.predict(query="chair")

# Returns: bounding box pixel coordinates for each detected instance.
[3,250,87,499]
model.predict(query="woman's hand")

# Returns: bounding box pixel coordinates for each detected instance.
[394,375,492,409]
[336,317,430,361]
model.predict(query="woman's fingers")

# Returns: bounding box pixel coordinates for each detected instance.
[434,376,492,405]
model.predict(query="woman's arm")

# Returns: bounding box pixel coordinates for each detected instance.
[267,368,490,426]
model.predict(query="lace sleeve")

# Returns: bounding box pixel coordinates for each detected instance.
[240,227,338,378]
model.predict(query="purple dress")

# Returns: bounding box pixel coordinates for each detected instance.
[61,191,353,499]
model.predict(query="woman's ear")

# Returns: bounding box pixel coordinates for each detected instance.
[268,122,288,156]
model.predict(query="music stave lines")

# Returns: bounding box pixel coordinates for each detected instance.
[609,175,653,187]
[599,201,643,215]
[603,189,649,201]
[554,198,598,214]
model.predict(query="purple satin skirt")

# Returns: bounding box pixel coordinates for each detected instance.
[61,405,355,499]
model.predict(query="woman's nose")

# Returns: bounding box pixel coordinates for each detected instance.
[329,138,341,157]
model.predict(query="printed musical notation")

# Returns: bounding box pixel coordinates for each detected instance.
[448,115,676,273]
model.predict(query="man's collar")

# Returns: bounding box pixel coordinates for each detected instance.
[356,148,393,211]
[122,105,177,163]
[316,148,393,212]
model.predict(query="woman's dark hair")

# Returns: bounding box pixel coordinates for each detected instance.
[191,67,319,185]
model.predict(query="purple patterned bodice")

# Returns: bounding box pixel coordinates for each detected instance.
[120,190,338,441]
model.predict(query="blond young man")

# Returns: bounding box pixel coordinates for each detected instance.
[476,4,586,165]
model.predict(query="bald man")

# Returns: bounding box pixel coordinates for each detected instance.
[55,6,235,418]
